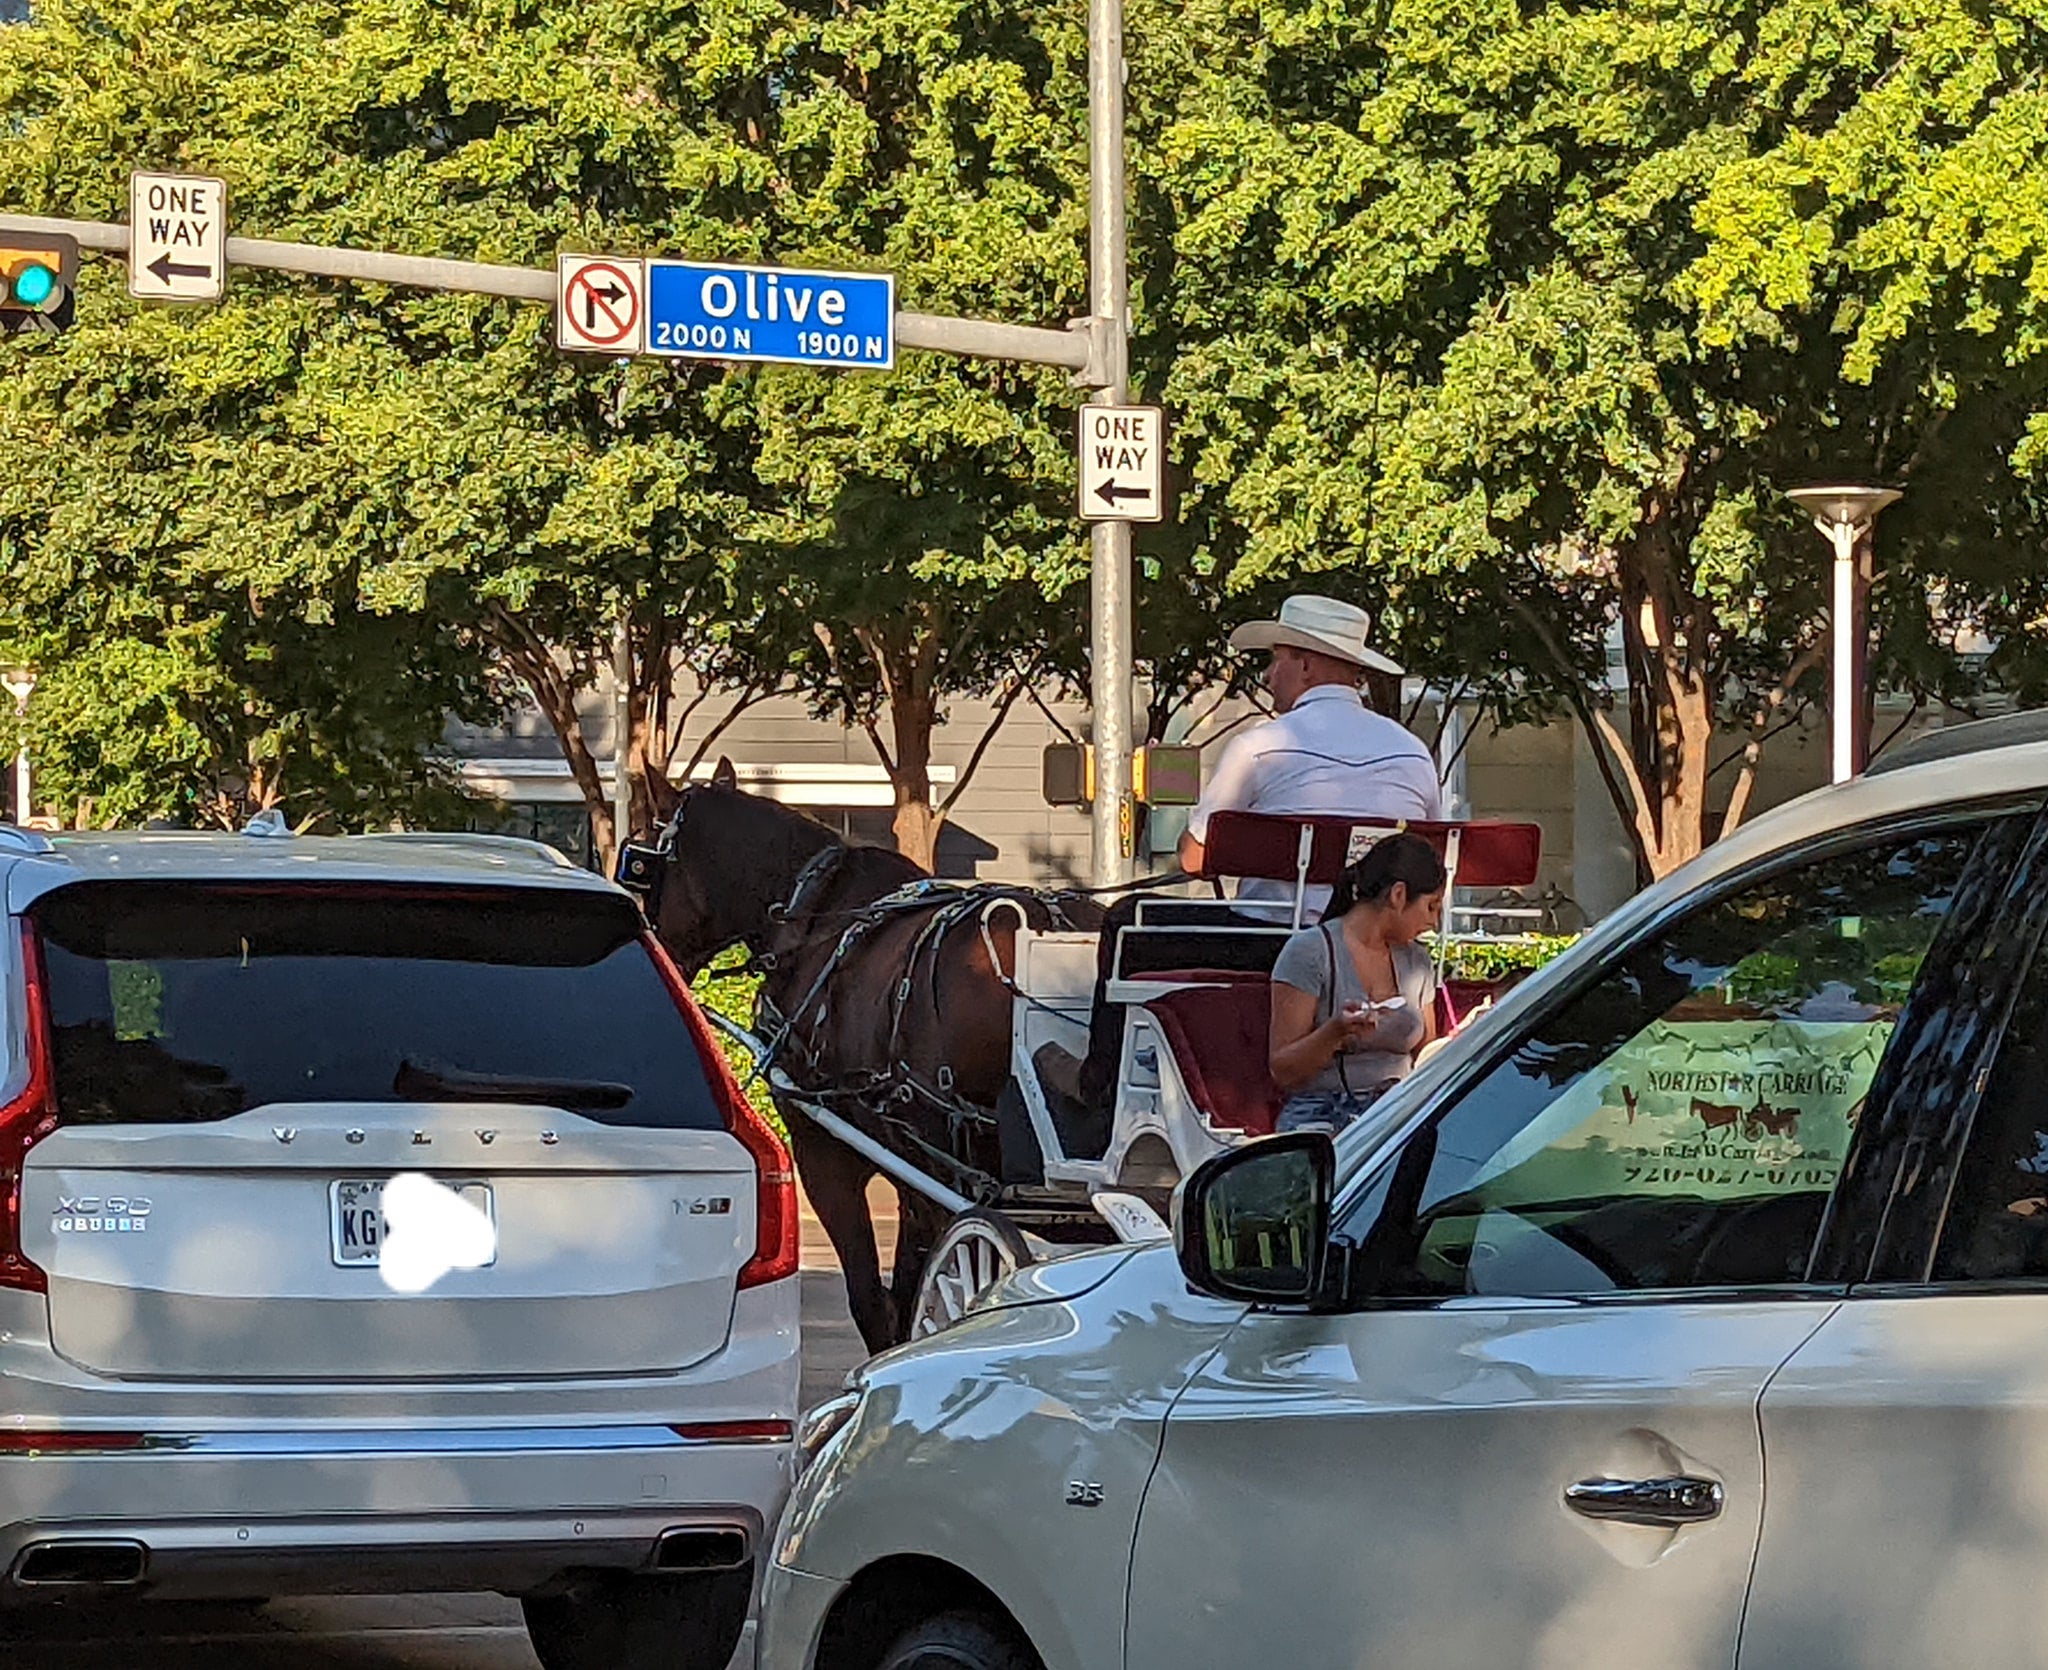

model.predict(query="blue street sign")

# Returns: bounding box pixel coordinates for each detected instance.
[645,260,895,370]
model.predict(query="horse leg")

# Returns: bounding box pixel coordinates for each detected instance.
[888,1191,951,1343]
[787,1118,894,1356]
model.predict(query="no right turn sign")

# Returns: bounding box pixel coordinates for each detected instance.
[556,255,646,355]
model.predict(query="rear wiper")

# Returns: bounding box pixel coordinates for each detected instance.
[393,1057,633,1111]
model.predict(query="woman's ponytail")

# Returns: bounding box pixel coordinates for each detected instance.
[1323,831,1448,922]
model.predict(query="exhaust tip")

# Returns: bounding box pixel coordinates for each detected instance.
[13,1539,148,1587]
[651,1527,749,1573]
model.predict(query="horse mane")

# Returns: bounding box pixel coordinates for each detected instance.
[689,783,927,898]
[829,841,927,903]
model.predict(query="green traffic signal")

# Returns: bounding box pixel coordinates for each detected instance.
[0,235,78,334]
[9,262,55,309]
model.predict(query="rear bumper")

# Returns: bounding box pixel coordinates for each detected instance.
[0,1426,792,1606]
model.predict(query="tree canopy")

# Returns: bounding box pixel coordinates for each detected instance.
[0,0,1099,863]
[1139,0,2048,875]
[4,0,2048,880]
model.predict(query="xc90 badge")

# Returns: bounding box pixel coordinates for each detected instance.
[53,1196,152,1233]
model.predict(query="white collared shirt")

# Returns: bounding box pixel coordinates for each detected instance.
[1187,686,1444,916]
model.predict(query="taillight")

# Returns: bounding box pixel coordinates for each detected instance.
[0,921,55,1295]
[0,1430,156,1454]
[669,1419,795,1444]
[643,933,800,1290]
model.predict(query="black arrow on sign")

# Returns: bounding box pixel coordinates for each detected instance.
[148,251,212,284]
[1094,479,1154,508]
[583,281,626,329]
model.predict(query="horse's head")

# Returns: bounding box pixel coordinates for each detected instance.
[634,758,840,978]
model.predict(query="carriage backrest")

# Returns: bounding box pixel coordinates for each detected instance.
[1198,811,1543,891]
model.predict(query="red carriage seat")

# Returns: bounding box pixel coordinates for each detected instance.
[1124,817,1544,1135]
[1197,811,1543,892]
[1143,982,1282,1136]
[1142,973,1524,1141]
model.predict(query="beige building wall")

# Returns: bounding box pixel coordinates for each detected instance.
[452,676,1966,922]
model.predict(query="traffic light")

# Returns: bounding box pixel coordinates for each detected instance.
[0,234,77,336]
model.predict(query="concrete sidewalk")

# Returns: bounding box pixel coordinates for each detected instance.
[799,1174,899,1270]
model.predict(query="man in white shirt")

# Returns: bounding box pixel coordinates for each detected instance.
[1040,594,1445,1121]
[1179,594,1443,919]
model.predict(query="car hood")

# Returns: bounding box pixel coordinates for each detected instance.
[978,1241,1146,1312]
[849,1241,1171,1385]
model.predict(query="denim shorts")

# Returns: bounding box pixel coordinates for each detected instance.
[1276,1088,1388,1135]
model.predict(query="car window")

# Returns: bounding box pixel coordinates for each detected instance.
[32,882,723,1130]
[1931,933,2048,1285]
[1345,822,2005,1300]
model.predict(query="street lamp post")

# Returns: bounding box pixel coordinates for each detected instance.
[1786,485,1904,783]
[0,668,34,823]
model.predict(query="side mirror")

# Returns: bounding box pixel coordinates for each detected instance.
[1174,1131,1335,1305]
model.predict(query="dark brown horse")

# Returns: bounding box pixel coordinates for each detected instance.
[642,763,1101,1351]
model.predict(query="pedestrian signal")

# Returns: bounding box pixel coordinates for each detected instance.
[1042,744,1202,807]
[1,234,78,335]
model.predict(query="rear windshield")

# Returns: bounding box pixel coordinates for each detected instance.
[32,882,723,1129]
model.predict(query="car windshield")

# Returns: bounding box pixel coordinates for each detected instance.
[31,881,722,1129]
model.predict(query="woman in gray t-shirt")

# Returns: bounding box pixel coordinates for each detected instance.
[1269,832,1448,1134]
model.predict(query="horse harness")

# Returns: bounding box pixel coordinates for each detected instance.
[622,789,1090,1202]
[756,861,1090,1203]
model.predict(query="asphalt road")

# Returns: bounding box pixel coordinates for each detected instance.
[4,1185,897,1670]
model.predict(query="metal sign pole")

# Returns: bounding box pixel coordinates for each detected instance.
[612,604,634,851]
[1087,0,1136,888]
[0,212,1099,375]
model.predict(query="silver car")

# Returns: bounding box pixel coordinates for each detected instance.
[0,822,799,1670]
[761,714,2048,1670]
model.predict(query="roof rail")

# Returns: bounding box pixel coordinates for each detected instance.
[1867,710,2048,776]
[358,831,577,869]
[241,809,295,839]
[0,823,55,856]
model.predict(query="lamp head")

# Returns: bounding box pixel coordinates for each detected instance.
[1786,484,1904,531]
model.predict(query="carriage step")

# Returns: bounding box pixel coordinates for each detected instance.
[1091,1191,1171,1244]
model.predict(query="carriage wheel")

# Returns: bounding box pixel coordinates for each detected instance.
[908,1208,1036,1339]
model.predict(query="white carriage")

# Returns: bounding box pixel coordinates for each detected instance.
[896,809,1547,1333]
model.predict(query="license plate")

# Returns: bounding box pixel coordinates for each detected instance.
[329,1178,496,1268]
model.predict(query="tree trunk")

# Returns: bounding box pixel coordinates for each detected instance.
[891,793,942,872]
[883,654,941,872]
[484,610,617,868]
[1581,524,1722,882]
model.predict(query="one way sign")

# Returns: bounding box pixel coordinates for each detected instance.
[128,171,227,303]
[1079,404,1166,524]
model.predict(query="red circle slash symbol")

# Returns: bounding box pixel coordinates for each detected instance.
[566,263,639,346]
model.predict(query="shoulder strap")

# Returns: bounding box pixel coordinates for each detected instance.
[1321,923,1337,993]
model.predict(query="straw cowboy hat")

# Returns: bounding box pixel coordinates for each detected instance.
[1228,594,1405,677]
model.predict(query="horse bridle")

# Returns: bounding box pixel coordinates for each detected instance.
[614,790,693,914]
[616,788,846,974]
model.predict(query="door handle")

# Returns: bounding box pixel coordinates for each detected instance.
[1564,1475,1724,1527]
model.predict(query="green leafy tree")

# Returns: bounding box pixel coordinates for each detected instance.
[0,0,1101,870]
[1135,0,2044,878]
[0,282,498,829]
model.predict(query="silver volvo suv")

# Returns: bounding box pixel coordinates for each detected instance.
[0,821,799,1670]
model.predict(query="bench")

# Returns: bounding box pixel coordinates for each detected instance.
[1198,811,1543,929]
